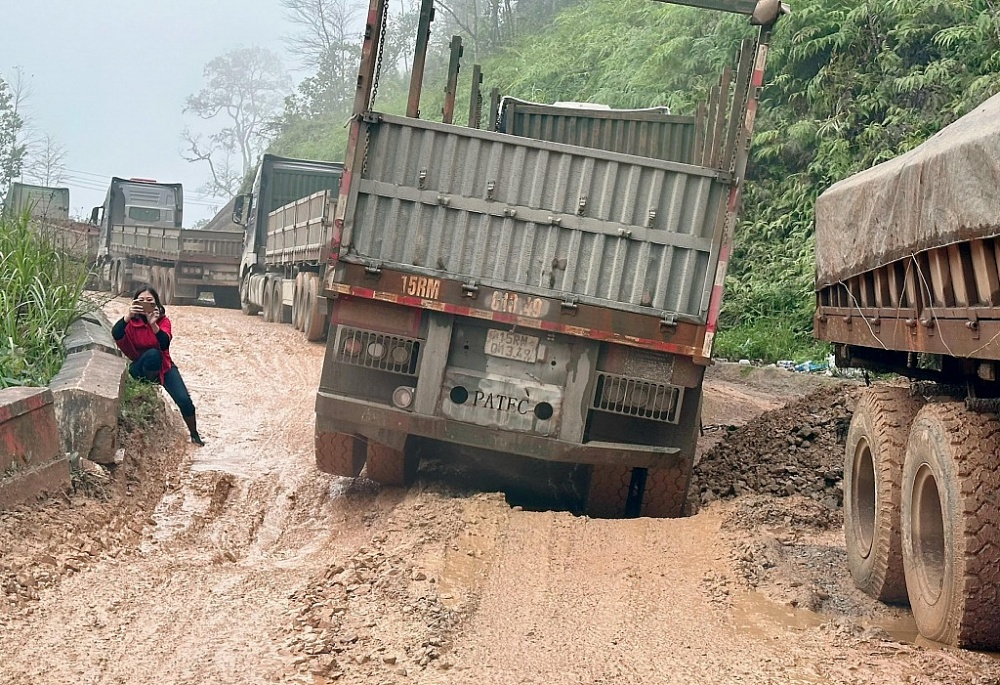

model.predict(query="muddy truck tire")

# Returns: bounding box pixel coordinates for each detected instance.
[901,401,1000,649]
[640,464,691,518]
[315,431,366,477]
[843,386,923,603]
[586,465,633,518]
[364,441,418,487]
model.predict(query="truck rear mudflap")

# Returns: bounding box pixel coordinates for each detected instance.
[314,391,684,468]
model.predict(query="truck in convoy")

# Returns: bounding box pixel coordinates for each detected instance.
[315,0,785,516]
[3,181,70,220]
[3,182,99,261]
[231,154,345,339]
[91,177,243,306]
[815,94,1000,649]
[309,0,787,518]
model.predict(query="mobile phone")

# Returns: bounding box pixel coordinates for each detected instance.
[134,300,154,315]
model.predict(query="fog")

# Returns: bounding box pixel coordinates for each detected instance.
[2,0,300,224]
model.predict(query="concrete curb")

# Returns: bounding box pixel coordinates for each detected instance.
[0,306,127,509]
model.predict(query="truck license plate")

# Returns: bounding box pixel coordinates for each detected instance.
[484,329,539,363]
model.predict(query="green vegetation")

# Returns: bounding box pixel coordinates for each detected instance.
[119,376,163,433]
[271,0,1000,362]
[0,213,94,388]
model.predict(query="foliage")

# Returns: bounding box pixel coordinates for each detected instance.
[269,0,1000,362]
[0,213,94,388]
[182,47,291,198]
[0,76,25,206]
[119,376,163,434]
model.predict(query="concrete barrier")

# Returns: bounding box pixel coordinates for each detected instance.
[49,350,127,465]
[64,317,119,356]
[0,387,69,509]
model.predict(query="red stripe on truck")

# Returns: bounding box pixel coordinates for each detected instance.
[328,283,705,360]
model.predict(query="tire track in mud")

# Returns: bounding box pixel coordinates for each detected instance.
[0,305,364,684]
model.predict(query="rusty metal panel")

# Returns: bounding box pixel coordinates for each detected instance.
[342,114,730,323]
[499,99,698,165]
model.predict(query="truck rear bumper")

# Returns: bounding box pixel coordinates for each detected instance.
[315,391,684,469]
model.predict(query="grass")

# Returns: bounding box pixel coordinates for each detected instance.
[714,319,830,364]
[0,212,95,388]
[119,376,163,434]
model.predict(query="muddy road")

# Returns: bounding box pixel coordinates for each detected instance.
[2,303,999,684]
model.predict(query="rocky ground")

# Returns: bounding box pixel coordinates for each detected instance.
[1,302,999,684]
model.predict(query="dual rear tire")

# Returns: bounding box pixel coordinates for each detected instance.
[845,388,1000,649]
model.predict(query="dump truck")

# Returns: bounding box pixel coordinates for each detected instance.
[313,0,787,517]
[814,94,1000,649]
[231,154,344,339]
[3,182,99,261]
[92,177,242,306]
[3,181,70,221]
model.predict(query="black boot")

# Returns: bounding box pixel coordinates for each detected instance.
[183,413,205,446]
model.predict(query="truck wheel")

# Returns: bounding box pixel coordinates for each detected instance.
[150,266,163,297]
[304,274,327,341]
[586,464,633,518]
[639,464,691,518]
[262,277,276,322]
[844,386,923,603]
[240,275,260,316]
[292,273,305,331]
[273,278,290,324]
[901,401,1000,649]
[162,268,176,305]
[110,261,121,295]
[364,441,418,487]
[315,431,366,477]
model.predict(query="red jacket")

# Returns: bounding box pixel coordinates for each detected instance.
[115,316,173,383]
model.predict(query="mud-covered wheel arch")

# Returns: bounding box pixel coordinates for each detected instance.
[315,430,366,477]
[364,440,419,487]
[586,464,633,518]
[901,401,1000,649]
[843,386,923,604]
[639,464,691,518]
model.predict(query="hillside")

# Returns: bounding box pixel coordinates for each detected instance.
[270,0,1000,361]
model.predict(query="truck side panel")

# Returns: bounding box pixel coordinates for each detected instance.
[499,100,699,166]
[342,113,730,322]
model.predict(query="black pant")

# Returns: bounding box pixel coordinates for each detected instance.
[129,349,196,418]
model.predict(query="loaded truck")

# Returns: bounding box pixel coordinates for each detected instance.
[815,95,1000,649]
[231,154,344,339]
[91,177,242,306]
[3,181,70,220]
[3,182,99,261]
[311,0,787,518]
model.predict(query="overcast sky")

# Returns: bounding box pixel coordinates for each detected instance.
[2,0,302,224]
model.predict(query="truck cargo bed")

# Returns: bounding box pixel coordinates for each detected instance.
[341,113,732,324]
[816,93,1000,289]
[111,226,243,264]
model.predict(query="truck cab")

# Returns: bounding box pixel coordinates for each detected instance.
[92,177,183,259]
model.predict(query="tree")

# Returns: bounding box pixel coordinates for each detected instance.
[182,46,290,198]
[0,76,25,205]
[24,133,67,187]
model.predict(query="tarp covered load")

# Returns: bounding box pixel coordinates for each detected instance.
[815,92,1000,288]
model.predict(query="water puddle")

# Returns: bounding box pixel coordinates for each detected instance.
[731,591,825,637]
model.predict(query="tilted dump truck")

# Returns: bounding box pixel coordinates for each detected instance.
[313,0,787,517]
[814,94,1000,649]
[3,182,99,261]
[231,154,344,339]
[4,181,70,220]
[92,177,242,306]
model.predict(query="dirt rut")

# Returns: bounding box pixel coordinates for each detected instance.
[1,304,998,684]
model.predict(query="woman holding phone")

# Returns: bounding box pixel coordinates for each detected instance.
[111,285,204,446]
